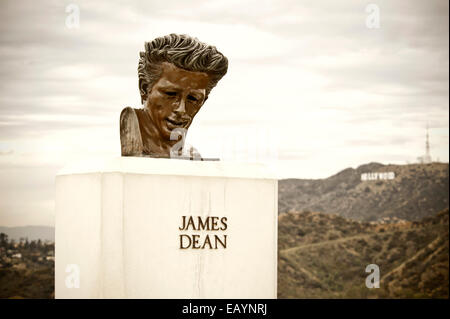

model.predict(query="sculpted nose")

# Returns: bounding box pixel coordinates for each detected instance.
[174,98,186,114]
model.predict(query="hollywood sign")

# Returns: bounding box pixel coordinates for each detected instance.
[361,172,395,181]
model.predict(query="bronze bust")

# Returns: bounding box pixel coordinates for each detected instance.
[120,34,228,159]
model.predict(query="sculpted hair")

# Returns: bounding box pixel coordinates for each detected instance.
[138,34,228,104]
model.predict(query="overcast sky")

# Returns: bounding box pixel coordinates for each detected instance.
[0,0,448,226]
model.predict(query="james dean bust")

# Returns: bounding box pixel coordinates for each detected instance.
[120,34,228,159]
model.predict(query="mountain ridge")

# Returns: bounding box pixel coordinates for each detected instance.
[279,162,449,221]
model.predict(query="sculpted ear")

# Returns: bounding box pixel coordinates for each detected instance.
[139,78,148,104]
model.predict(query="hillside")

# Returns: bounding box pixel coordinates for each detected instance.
[279,162,449,221]
[278,208,449,298]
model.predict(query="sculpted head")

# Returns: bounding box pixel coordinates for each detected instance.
[137,34,228,141]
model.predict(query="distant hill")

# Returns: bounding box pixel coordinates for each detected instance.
[279,162,449,221]
[0,226,54,242]
[278,208,449,298]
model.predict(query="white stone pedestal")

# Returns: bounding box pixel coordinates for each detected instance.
[55,157,277,299]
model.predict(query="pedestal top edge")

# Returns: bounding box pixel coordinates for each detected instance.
[57,156,278,180]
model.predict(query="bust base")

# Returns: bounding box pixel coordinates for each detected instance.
[55,157,277,298]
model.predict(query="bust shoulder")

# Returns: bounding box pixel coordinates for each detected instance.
[120,107,143,156]
[120,106,137,120]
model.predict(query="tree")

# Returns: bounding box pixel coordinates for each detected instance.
[0,233,8,247]
[9,239,16,249]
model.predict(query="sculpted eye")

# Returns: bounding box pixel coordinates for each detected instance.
[187,95,198,102]
[165,91,177,97]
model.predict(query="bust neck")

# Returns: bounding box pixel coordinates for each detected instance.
[135,108,184,158]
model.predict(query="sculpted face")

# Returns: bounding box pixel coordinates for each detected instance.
[144,62,209,142]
